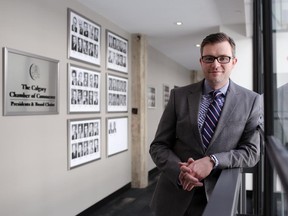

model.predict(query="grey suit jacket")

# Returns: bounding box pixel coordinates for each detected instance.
[149,79,262,216]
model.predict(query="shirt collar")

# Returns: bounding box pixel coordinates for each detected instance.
[203,79,229,96]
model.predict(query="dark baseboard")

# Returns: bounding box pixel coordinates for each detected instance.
[77,167,159,216]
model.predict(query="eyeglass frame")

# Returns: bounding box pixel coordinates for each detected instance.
[201,55,234,64]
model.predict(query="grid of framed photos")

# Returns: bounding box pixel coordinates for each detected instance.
[67,9,130,165]
[107,117,128,156]
[68,118,101,169]
[106,74,128,112]
[68,9,101,66]
[106,30,128,73]
[68,64,101,113]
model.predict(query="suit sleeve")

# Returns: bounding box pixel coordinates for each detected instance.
[214,94,263,169]
[149,89,182,186]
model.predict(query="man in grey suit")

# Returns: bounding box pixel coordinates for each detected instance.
[149,32,263,216]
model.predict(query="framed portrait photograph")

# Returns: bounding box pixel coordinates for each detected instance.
[106,74,128,112]
[68,118,101,169]
[106,30,128,73]
[3,47,59,116]
[107,117,128,156]
[147,86,156,108]
[68,64,101,113]
[163,84,170,109]
[68,8,101,66]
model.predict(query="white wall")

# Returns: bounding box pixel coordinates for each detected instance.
[147,46,192,170]
[230,38,253,90]
[0,0,131,215]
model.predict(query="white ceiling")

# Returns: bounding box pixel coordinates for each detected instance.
[78,0,253,71]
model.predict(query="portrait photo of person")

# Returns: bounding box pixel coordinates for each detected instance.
[72,143,77,159]
[77,90,83,104]
[71,124,77,140]
[77,71,83,86]
[93,91,98,105]
[77,142,83,158]
[78,38,83,53]
[94,139,99,152]
[89,91,93,105]
[71,35,77,51]
[93,122,99,136]
[71,89,77,104]
[89,140,94,154]
[89,122,94,137]
[84,123,88,138]
[84,21,89,37]
[83,141,88,156]
[83,72,88,87]
[78,124,84,139]
[94,74,99,88]
[71,16,78,33]
[83,90,88,104]
[71,70,77,85]
[78,19,83,35]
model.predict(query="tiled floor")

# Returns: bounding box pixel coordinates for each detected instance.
[78,171,159,216]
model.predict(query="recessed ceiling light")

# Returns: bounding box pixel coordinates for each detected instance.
[195,44,200,47]
[175,21,183,26]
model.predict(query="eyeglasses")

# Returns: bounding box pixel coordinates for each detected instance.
[201,55,233,64]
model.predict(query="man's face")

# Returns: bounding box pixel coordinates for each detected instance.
[200,41,237,89]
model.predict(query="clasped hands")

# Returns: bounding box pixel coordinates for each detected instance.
[178,156,214,191]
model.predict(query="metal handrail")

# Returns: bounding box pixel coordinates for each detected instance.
[203,168,242,216]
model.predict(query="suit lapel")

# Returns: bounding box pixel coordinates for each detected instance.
[187,82,204,150]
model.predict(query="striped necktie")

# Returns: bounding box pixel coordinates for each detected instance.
[202,90,223,148]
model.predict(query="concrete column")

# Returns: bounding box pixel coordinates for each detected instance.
[131,34,148,188]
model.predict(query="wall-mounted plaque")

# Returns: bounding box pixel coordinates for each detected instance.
[3,47,59,116]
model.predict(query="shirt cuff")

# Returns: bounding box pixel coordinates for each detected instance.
[210,154,219,168]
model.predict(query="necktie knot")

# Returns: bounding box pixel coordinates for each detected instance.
[211,90,222,100]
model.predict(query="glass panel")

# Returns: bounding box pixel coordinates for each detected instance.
[274,173,288,215]
[272,1,288,215]
[272,0,288,147]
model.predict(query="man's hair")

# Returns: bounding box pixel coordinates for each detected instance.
[200,32,236,57]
